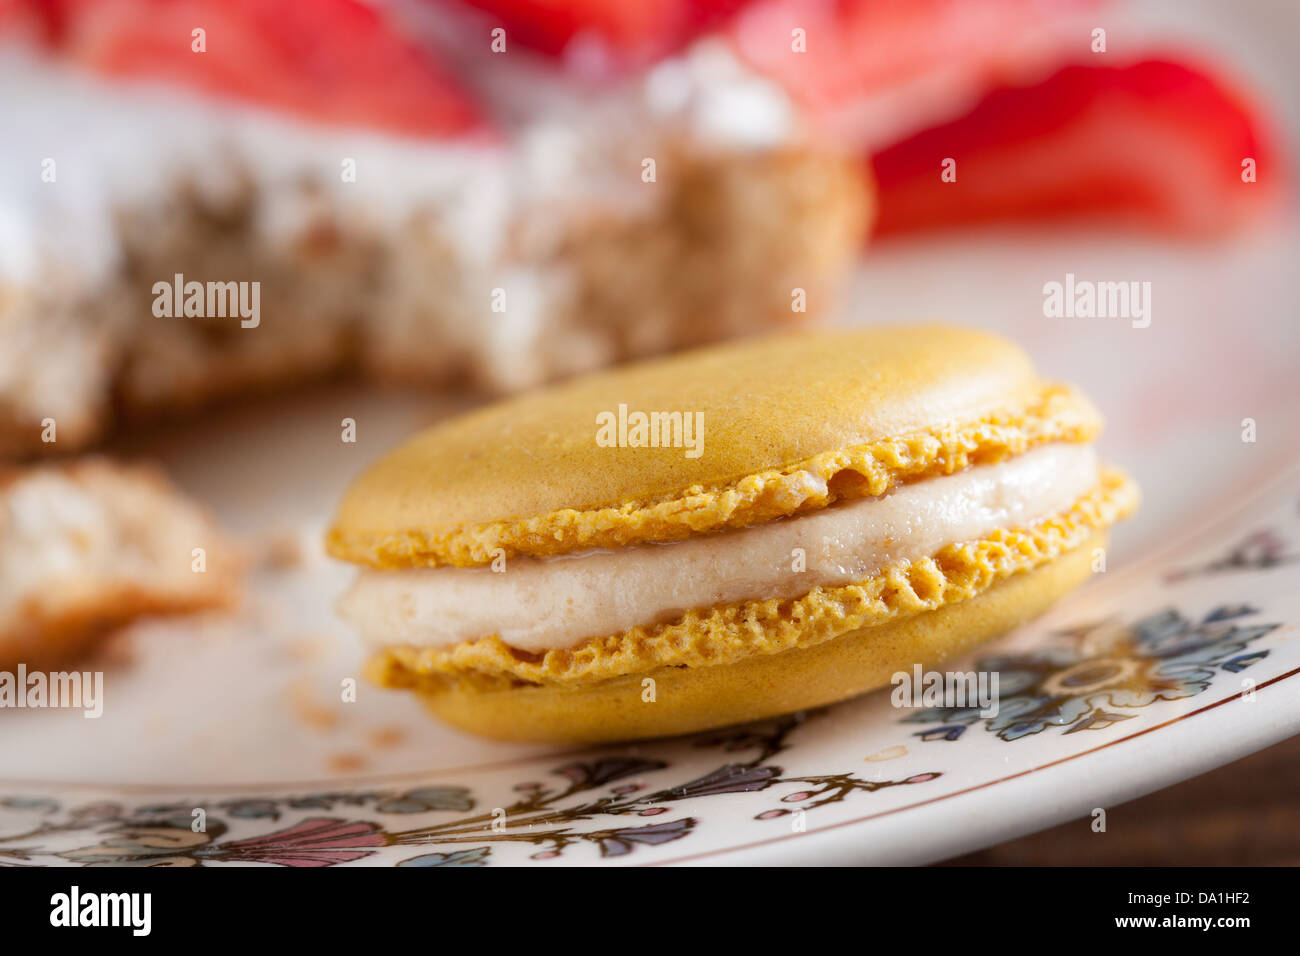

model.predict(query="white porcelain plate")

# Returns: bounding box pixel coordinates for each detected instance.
[2,227,1298,867]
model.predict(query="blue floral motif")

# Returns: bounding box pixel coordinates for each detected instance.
[646,764,781,801]
[0,796,58,813]
[1167,530,1300,582]
[902,605,1277,742]
[398,847,491,867]
[374,787,474,814]
[595,819,695,858]
[225,800,281,819]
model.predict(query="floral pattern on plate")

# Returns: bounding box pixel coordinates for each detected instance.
[3,473,1299,866]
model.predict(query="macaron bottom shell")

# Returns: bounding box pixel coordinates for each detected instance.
[392,531,1103,744]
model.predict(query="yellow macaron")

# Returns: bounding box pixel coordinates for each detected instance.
[327,326,1138,743]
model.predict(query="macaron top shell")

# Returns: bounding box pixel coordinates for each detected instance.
[327,326,1102,569]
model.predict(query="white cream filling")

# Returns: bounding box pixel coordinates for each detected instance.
[340,443,1099,654]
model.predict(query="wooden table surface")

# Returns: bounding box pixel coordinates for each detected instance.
[942,733,1300,866]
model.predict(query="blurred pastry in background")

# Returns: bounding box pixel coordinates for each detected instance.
[0,459,241,670]
[0,0,1283,459]
[0,0,870,456]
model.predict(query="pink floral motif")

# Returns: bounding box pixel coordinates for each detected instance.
[209,817,386,867]
[0,714,944,866]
